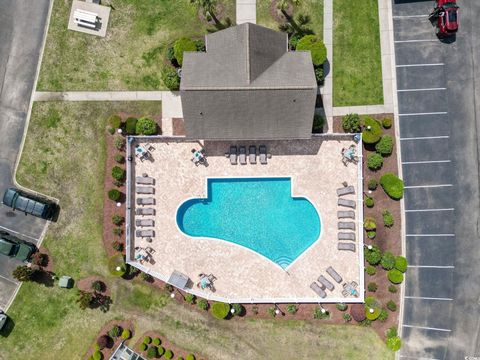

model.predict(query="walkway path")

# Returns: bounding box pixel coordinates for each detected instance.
[236,0,256,24]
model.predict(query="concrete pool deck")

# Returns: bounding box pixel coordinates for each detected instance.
[126,136,364,303]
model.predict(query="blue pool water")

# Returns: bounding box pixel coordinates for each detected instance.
[176,177,321,268]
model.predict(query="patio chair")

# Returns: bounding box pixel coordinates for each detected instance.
[338,222,355,230]
[337,211,355,219]
[249,145,257,164]
[338,232,355,241]
[239,146,247,165]
[336,186,355,196]
[259,145,268,165]
[136,229,155,238]
[229,146,237,165]
[136,176,155,185]
[136,219,154,227]
[338,198,356,209]
[318,275,334,291]
[342,289,349,297]
[338,242,356,252]
[326,266,343,284]
[136,197,155,206]
[135,208,155,216]
[310,282,327,298]
[136,186,154,194]
[145,143,155,152]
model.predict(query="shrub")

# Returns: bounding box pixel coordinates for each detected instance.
[194,39,205,52]
[121,329,131,339]
[367,282,378,292]
[108,189,121,201]
[97,335,110,349]
[395,256,408,272]
[313,307,329,319]
[286,304,298,314]
[288,34,301,49]
[112,166,125,181]
[161,65,180,91]
[366,266,376,276]
[125,117,138,135]
[107,127,115,135]
[108,114,122,130]
[186,354,196,360]
[165,284,174,292]
[380,173,404,200]
[140,272,152,282]
[343,313,352,322]
[251,306,259,315]
[112,214,124,225]
[108,254,126,277]
[312,114,325,133]
[364,217,376,231]
[77,290,93,310]
[146,346,157,358]
[362,116,383,144]
[375,135,394,156]
[367,153,384,171]
[136,117,157,135]
[108,325,121,338]
[158,347,165,356]
[173,37,197,66]
[314,66,325,84]
[114,154,125,163]
[93,351,103,360]
[113,136,125,150]
[367,231,376,239]
[165,350,174,359]
[382,117,392,129]
[386,336,402,351]
[368,179,378,190]
[359,319,372,327]
[166,45,175,63]
[296,35,327,66]
[232,303,245,316]
[143,336,152,344]
[31,252,47,266]
[211,302,230,319]
[381,251,396,270]
[350,304,366,322]
[386,326,397,338]
[388,285,398,293]
[365,196,374,208]
[365,245,382,265]
[382,210,394,228]
[388,269,404,284]
[91,280,105,292]
[336,303,348,311]
[139,343,147,351]
[152,338,161,346]
[378,309,389,322]
[112,228,123,237]
[185,293,196,304]
[387,300,397,312]
[12,265,33,281]
[197,299,209,311]
[342,113,361,133]
[267,307,276,317]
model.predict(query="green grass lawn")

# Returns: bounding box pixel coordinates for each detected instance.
[37,0,235,91]
[0,101,393,359]
[256,0,323,39]
[333,0,383,106]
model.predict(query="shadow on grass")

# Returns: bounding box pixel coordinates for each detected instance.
[0,317,15,338]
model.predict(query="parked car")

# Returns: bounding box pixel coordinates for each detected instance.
[2,188,55,220]
[0,232,36,262]
[429,0,459,38]
[0,311,7,331]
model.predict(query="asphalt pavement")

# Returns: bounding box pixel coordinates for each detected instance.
[0,0,50,309]
[392,0,480,359]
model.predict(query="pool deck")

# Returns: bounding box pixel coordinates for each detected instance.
[127,136,363,303]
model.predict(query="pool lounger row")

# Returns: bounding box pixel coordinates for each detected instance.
[136,219,154,227]
[136,229,154,238]
[136,186,154,194]
[337,210,355,219]
[336,186,355,197]
[136,176,155,185]
[310,282,326,298]
[338,198,356,209]
[338,242,355,252]
[136,208,155,216]
[137,197,155,205]
[338,222,355,230]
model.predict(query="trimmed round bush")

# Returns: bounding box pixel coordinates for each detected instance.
[336,303,348,311]
[368,179,378,190]
[211,302,230,319]
[165,350,174,359]
[108,325,121,338]
[375,135,394,156]
[367,153,384,171]
[186,354,196,360]
[386,336,402,351]
[97,335,110,349]
[143,336,152,344]
[108,254,126,277]
[365,196,374,208]
[161,65,180,90]
[365,245,382,265]
[113,136,125,150]
[108,189,121,201]
[378,309,389,322]
[381,251,396,270]
[382,117,392,129]
[380,173,404,200]
[232,303,245,316]
[343,313,352,322]
[121,329,131,339]
[366,265,376,276]
[93,351,103,360]
[114,154,125,163]
[388,269,404,284]
[296,35,327,66]
[388,285,398,293]
[367,231,376,239]
[364,217,376,231]
[173,37,197,66]
[387,300,397,312]
[386,326,397,338]
[382,210,394,228]
[342,113,361,133]
[362,116,383,144]
[286,304,298,314]
[367,282,378,292]
[146,346,157,358]
[152,338,161,346]
[112,214,124,225]
[197,299,208,311]
[395,256,408,272]
[158,346,165,356]
[365,307,381,321]
[108,114,122,130]
[112,166,125,181]
[136,117,157,135]
[185,293,196,304]
[125,117,138,135]
[139,343,147,351]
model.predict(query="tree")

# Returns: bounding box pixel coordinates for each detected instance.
[190,0,222,27]
[277,0,302,19]
[12,265,34,282]
[77,290,94,310]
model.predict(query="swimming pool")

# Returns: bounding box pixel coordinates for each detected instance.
[176,177,321,269]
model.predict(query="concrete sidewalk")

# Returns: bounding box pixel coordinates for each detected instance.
[236,0,256,24]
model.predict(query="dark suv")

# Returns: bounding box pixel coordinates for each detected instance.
[0,232,36,262]
[2,188,55,220]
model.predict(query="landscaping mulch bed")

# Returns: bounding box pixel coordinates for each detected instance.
[134,331,204,360]
[77,276,110,296]
[83,320,133,360]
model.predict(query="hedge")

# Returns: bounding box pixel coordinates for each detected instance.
[395,256,408,272]
[108,189,121,201]
[161,65,180,91]
[136,117,157,135]
[211,302,230,319]
[296,35,327,66]
[367,153,383,171]
[388,269,404,284]
[173,38,197,66]
[342,113,361,133]
[381,251,396,270]
[125,117,138,135]
[113,136,125,150]
[108,114,122,129]
[375,135,394,156]
[380,173,404,200]
[362,116,383,144]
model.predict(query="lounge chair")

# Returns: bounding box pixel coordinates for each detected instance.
[259,145,268,165]
[338,232,355,241]
[229,146,237,165]
[136,208,155,216]
[136,219,154,227]
[310,282,327,298]
[239,146,247,165]
[136,187,154,194]
[318,275,334,291]
[136,176,155,185]
[338,242,356,252]
[338,222,355,230]
[136,229,154,238]
[337,211,355,219]
[249,145,256,164]
[338,199,356,209]
[136,197,155,206]
[336,186,355,196]
[326,266,343,283]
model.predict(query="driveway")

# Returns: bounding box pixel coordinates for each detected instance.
[0,0,50,309]
[392,0,480,359]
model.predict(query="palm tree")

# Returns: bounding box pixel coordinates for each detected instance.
[190,0,222,27]
[276,0,302,20]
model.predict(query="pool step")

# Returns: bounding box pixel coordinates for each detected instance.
[273,256,294,269]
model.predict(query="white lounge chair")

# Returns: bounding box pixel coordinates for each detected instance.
[338,199,356,209]
[326,266,343,284]
[136,219,154,227]
[136,229,154,238]
[229,146,237,165]
[239,146,247,165]
[310,282,326,298]
[136,176,155,185]
[259,145,268,165]
[337,211,355,219]
[338,232,355,241]
[137,197,155,206]
[249,145,256,164]
[136,187,154,194]
[337,186,355,196]
[338,222,355,230]
[318,275,334,291]
[338,242,356,252]
[136,208,155,216]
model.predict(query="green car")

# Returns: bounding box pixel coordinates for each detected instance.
[0,232,36,262]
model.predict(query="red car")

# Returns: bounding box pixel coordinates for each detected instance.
[429,0,459,37]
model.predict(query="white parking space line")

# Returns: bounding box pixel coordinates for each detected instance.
[406,234,455,237]
[395,39,438,43]
[0,273,20,285]
[405,296,453,301]
[398,87,446,92]
[399,112,448,116]
[405,208,454,212]
[0,224,39,242]
[400,135,449,140]
[393,14,429,19]
[408,265,455,269]
[402,160,451,165]
[396,63,444,68]
[403,324,451,332]
[405,184,453,189]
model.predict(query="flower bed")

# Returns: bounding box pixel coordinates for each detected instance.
[83,320,133,360]
[134,331,203,360]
